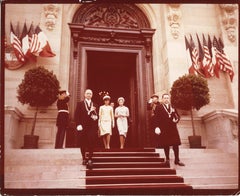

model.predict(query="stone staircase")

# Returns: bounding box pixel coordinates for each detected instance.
[157,148,239,190]
[85,148,192,194]
[4,148,238,193]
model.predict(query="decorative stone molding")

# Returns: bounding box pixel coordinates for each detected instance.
[219,4,238,42]
[44,4,60,31]
[167,4,182,39]
[72,3,150,29]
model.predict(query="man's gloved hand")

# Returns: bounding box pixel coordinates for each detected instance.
[77,125,83,131]
[155,127,161,135]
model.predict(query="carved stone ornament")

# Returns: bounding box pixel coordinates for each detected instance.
[44,4,60,31]
[219,4,238,42]
[167,4,182,39]
[72,3,150,29]
[70,4,154,61]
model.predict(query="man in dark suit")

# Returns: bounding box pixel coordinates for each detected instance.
[147,94,161,147]
[74,89,98,169]
[154,93,185,166]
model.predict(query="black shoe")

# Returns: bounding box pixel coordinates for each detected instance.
[165,159,170,165]
[174,161,185,166]
[87,160,93,169]
[82,159,87,165]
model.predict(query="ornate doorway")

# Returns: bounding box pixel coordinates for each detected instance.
[68,4,155,147]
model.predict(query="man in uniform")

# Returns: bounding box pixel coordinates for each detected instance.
[154,93,185,166]
[74,89,98,169]
[55,90,70,149]
[147,94,161,147]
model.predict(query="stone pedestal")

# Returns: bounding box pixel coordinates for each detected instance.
[4,106,24,149]
[202,109,238,154]
[5,106,58,149]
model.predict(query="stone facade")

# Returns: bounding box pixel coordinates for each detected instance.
[4,4,238,150]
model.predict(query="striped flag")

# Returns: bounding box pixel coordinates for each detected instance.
[188,35,201,75]
[29,25,55,57]
[196,33,205,76]
[184,35,192,67]
[202,34,214,78]
[212,36,222,78]
[218,38,234,82]
[21,22,29,55]
[10,22,25,62]
[20,22,36,62]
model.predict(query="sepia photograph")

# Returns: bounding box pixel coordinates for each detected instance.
[1,0,239,195]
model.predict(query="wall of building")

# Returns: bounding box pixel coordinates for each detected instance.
[4,3,238,149]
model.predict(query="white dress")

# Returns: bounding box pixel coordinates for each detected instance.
[98,105,114,136]
[115,106,129,137]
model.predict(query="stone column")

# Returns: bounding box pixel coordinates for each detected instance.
[162,4,189,90]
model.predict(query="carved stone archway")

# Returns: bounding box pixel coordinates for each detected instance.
[68,3,155,147]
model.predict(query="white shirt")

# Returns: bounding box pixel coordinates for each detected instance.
[85,99,91,107]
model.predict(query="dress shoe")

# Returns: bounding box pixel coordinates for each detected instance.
[87,160,93,169]
[165,159,170,164]
[174,161,185,166]
[82,159,87,165]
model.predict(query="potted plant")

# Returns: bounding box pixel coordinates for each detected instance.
[170,74,210,148]
[17,66,60,148]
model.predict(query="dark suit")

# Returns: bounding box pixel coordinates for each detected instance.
[147,101,161,147]
[74,100,98,160]
[153,104,181,162]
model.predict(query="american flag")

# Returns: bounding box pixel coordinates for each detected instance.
[188,35,202,76]
[29,25,41,55]
[202,34,214,78]
[10,22,25,62]
[29,25,55,57]
[212,36,234,81]
[218,38,234,82]
[212,36,223,78]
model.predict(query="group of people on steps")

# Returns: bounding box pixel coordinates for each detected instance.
[55,89,185,169]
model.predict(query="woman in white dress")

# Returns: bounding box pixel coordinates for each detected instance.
[98,95,114,149]
[115,97,129,149]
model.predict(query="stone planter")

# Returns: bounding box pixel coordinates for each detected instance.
[188,135,203,148]
[22,135,39,149]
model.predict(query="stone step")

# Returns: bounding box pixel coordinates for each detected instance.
[5,170,86,181]
[157,148,233,156]
[5,179,86,189]
[90,152,160,157]
[93,148,156,152]
[85,182,193,191]
[86,175,184,184]
[5,148,238,190]
[92,161,170,169]
[87,168,177,176]
[193,184,239,189]
[91,156,165,162]
[5,155,81,166]
[173,162,238,170]
[5,165,84,172]
[183,176,238,185]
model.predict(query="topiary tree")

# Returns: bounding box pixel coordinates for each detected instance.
[17,66,60,136]
[170,74,210,136]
